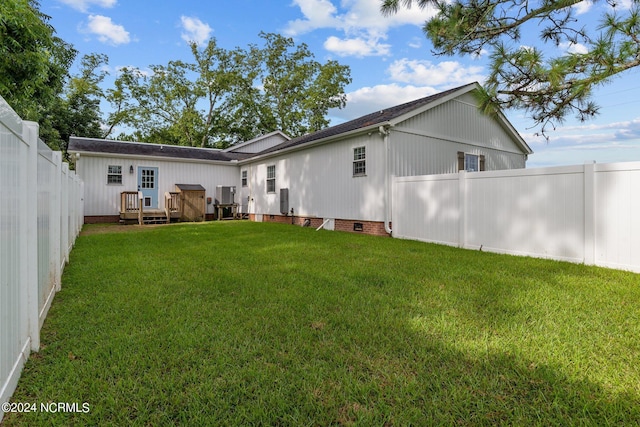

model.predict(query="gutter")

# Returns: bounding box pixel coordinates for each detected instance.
[67,150,239,166]
[236,122,392,166]
[379,125,392,236]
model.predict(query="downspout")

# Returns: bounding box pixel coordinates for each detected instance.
[379,125,392,236]
[249,164,254,216]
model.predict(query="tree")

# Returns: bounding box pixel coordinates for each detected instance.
[190,40,256,147]
[110,33,351,148]
[381,0,640,136]
[110,39,253,147]
[248,32,352,138]
[0,0,76,124]
[39,53,106,156]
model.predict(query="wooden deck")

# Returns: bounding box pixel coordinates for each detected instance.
[120,191,181,225]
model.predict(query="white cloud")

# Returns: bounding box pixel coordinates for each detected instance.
[285,0,437,57]
[330,83,439,121]
[289,0,438,33]
[387,59,486,87]
[608,0,635,10]
[573,0,593,15]
[523,117,640,167]
[324,35,391,57]
[85,15,130,45]
[180,16,212,45]
[285,0,340,35]
[58,0,117,12]
[408,37,422,49]
[560,42,589,54]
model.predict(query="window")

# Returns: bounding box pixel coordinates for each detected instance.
[266,165,276,193]
[107,165,122,184]
[140,168,155,188]
[353,146,366,176]
[241,170,248,187]
[457,152,485,172]
[465,153,479,172]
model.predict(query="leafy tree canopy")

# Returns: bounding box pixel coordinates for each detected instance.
[109,33,351,148]
[0,0,76,123]
[382,0,640,137]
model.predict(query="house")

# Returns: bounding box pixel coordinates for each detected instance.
[69,82,532,234]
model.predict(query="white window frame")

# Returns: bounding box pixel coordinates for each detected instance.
[266,165,276,193]
[241,170,248,187]
[464,153,480,172]
[107,165,122,185]
[353,146,366,177]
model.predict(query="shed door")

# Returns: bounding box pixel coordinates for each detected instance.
[137,167,158,209]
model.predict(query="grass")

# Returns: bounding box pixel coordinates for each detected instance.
[3,221,640,426]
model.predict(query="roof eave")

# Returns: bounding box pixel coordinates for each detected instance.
[238,122,390,165]
[221,130,291,153]
[388,82,533,156]
[494,110,533,155]
[69,149,241,165]
[388,82,480,127]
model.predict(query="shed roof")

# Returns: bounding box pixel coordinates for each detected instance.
[68,137,251,162]
[175,184,206,191]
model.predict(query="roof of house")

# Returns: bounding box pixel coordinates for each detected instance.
[222,130,290,153]
[68,137,252,162]
[254,82,499,156]
[68,82,532,161]
[252,82,533,159]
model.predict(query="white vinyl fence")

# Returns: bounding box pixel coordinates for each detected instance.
[1,96,83,419]
[393,162,640,273]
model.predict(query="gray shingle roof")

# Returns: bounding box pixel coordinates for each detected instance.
[68,82,532,161]
[68,137,252,162]
[255,83,476,156]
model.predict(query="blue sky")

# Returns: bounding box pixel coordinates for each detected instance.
[41,0,640,167]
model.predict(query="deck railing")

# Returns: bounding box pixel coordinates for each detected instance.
[120,191,144,225]
[165,192,180,224]
[120,191,140,213]
[121,191,182,225]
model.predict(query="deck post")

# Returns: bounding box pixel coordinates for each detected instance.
[138,191,143,225]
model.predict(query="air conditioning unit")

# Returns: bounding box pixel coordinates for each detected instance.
[215,185,235,205]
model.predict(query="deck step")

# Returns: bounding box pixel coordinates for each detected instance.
[142,217,167,224]
[141,210,168,225]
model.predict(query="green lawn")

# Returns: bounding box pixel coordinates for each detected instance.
[4,221,640,426]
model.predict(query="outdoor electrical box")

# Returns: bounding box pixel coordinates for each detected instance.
[215,185,235,205]
[280,188,289,215]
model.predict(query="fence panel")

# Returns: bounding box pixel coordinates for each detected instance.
[0,97,31,421]
[393,162,640,273]
[0,96,83,420]
[594,163,640,271]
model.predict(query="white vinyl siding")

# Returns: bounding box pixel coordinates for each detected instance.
[245,133,385,222]
[78,156,239,216]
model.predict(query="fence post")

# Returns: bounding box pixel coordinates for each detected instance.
[22,121,40,352]
[60,162,69,268]
[583,161,596,266]
[51,152,62,291]
[458,171,467,248]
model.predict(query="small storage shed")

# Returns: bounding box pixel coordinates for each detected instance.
[175,184,206,222]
